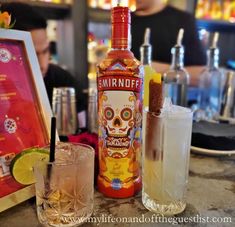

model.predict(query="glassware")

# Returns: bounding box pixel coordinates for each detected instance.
[142,105,193,215]
[88,88,98,133]
[163,29,189,107]
[220,70,235,118]
[34,142,94,227]
[52,87,77,136]
[197,32,222,120]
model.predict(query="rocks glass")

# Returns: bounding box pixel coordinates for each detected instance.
[34,142,94,226]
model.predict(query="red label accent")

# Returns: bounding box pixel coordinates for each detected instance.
[98,75,142,92]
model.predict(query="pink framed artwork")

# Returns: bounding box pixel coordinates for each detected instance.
[0,29,53,212]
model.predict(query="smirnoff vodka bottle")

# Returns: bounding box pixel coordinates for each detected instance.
[97,5,143,198]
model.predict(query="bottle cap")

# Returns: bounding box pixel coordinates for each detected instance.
[111,6,130,24]
[176,28,184,47]
[140,28,152,65]
[211,32,219,49]
[170,28,185,69]
[208,32,220,61]
[171,28,184,55]
[111,6,130,49]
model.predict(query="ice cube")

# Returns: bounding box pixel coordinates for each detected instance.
[162,98,192,120]
[55,142,75,164]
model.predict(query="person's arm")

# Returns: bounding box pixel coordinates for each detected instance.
[185,65,206,86]
[151,61,169,74]
[152,61,205,86]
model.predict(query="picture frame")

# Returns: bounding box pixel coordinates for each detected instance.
[0,29,54,212]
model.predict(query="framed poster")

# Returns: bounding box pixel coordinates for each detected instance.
[0,29,53,212]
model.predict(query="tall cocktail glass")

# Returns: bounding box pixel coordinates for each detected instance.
[142,106,193,215]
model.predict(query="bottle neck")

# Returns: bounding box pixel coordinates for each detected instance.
[207,48,219,69]
[111,22,130,50]
[171,46,184,70]
[140,45,152,65]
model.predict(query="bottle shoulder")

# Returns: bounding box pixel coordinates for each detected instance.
[199,69,222,88]
[98,49,141,71]
[199,68,222,80]
[163,68,189,83]
[201,67,222,74]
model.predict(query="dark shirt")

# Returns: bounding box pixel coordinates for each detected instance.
[44,64,86,113]
[131,6,206,66]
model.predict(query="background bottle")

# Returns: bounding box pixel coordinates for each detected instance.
[88,88,98,133]
[163,29,189,107]
[198,32,222,120]
[52,87,77,136]
[140,28,161,108]
[97,5,143,198]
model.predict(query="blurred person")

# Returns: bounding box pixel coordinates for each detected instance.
[1,2,87,129]
[131,0,207,86]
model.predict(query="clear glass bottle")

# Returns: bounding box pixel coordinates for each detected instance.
[163,29,189,107]
[88,88,98,133]
[198,33,222,119]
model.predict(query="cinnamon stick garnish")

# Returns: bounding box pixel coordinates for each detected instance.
[145,77,164,161]
[149,79,164,113]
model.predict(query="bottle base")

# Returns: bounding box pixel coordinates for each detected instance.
[97,175,142,198]
[142,191,186,216]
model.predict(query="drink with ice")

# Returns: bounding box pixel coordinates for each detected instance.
[34,142,94,227]
[142,102,193,215]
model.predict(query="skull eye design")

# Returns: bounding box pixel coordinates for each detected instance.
[121,108,132,121]
[104,107,114,120]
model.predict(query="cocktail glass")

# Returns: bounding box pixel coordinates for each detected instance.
[34,142,94,226]
[142,105,193,215]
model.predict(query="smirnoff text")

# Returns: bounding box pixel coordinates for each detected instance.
[98,75,142,92]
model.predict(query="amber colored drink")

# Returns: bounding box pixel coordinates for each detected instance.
[97,6,143,198]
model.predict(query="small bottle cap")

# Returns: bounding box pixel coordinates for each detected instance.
[111,6,130,49]
[211,32,219,49]
[140,28,152,65]
[176,28,184,46]
[171,28,184,58]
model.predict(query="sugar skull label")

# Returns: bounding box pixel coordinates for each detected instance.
[0,48,11,63]
[98,72,143,189]
[103,90,135,157]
